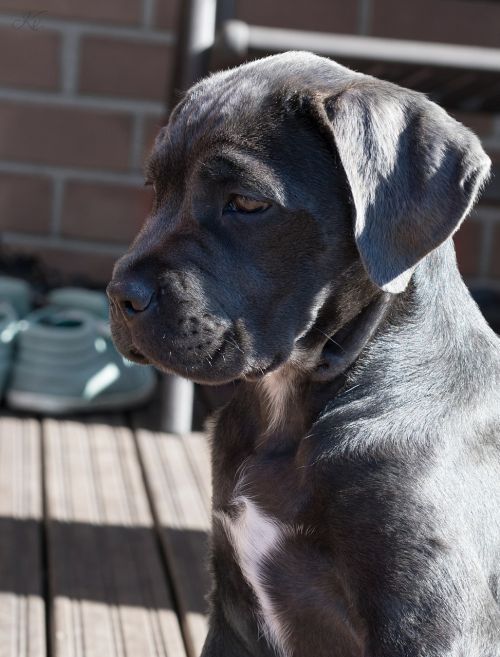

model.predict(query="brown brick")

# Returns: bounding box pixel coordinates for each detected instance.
[454,219,483,277]
[0,26,60,91]
[235,0,357,33]
[0,102,133,170]
[40,246,121,284]
[79,37,172,101]
[61,181,153,243]
[3,241,122,285]
[490,225,500,279]
[450,112,493,139]
[0,173,52,234]
[1,0,141,26]
[370,0,500,48]
[155,0,180,30]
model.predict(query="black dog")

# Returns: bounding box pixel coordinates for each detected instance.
[107,52,500,656]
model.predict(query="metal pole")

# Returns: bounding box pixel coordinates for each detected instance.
[161,0,218,434]
[169,0,218,107]
[161,374,196,434]
[214,20,500,73]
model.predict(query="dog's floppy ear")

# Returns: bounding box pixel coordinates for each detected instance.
[314,81,490,293]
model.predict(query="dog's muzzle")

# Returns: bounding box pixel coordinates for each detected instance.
[106,270,249,383]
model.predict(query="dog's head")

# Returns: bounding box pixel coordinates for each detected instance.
[107,52,490,384]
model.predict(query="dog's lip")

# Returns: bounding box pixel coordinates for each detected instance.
[126,346,151,364]
[125,326,245,382]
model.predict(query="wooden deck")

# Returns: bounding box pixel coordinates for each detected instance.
[0,412,212,657]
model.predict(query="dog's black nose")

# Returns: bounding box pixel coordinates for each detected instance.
[107,278,155,318]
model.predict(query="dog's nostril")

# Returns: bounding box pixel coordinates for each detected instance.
[107,279,155,318]
[126,293,153,315]
[124,299,142,314]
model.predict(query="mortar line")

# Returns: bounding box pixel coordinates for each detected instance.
[50,177,65,236]
[0,86,165,114]
[358,0,372,36]
[0,160,145,186]
[142,0,156,29]
[0,13,174,43]
[2,232,128,256]
[129,114,146,171]
[60,27,80,95]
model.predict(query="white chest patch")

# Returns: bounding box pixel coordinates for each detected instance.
[216,496,290,656]
[259,367,296,433]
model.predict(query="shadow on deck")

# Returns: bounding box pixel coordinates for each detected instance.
[0,410,212,657]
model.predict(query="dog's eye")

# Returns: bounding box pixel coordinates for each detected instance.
[144,180,157,194]
[224,195,270,215]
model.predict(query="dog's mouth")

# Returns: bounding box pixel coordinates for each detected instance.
[112,311,288,385]
[114,321,253,385]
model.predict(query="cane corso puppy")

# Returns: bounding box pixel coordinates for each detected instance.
[107,52,500,656]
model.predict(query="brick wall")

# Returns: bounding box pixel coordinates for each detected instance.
[451,113,500,291]
[0,0,177,285]
[0,0,498,290]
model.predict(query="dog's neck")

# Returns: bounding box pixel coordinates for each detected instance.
[256,290,392,434]
[249,292,385,443]
[251,241,499,445]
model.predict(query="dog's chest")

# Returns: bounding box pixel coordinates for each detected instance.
[214,447,315,656]
[211,411,369,657]
[217,495,291,656]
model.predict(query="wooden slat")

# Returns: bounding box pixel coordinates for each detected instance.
[180,433,211,518]
[43,418,186,657]
[0,416,46,657]
[136,430,212,657]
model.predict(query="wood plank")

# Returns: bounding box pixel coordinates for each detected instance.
[180,433,211,518]
[43,418,187,657]
[0,416,46,657]
[136,430,212,657]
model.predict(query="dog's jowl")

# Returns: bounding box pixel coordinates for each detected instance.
[108,52,500,656]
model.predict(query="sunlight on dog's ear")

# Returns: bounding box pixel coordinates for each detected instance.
[314,82,491,293]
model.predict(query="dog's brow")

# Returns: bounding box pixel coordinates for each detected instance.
[202,152,286,204]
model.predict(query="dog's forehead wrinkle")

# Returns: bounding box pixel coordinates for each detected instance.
[157,123,291,208]
[174,76,265,156]
[198,148,288,205]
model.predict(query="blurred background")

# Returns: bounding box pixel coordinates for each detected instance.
[0,0,499,295]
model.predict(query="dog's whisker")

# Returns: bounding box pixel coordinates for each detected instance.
[341,383,362,396]
[226,336,244,355]
[313,327,346,353]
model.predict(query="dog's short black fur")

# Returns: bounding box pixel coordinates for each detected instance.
[108,52,500,656]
